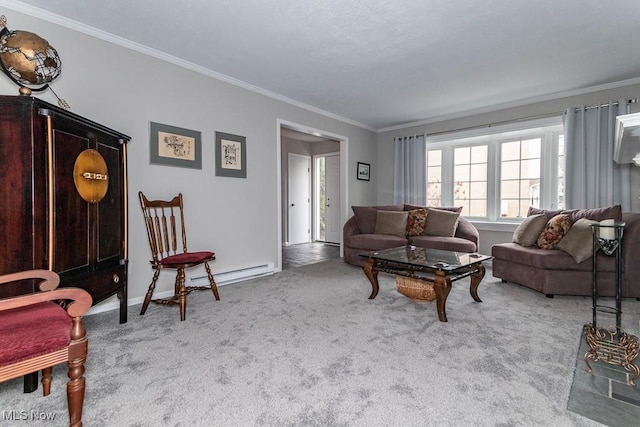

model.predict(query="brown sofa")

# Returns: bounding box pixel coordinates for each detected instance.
[492,206,640,298]
[343,204,479,266]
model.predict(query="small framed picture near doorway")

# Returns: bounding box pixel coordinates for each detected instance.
[357,162,370,181]
[215,132,247,178]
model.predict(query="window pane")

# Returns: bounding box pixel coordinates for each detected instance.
[501,180,519,198]
[454,181,468,201]
[469,199,487,216]
[454,165,469,181]
[427,150,442,167]
[454,147,470,164]
[427,166,441,182]
[471,145,488,163]
[521,159,540,179]
[521,138,541,158]
[501,160,520,180]
[502,141,520,161]
[470,181,487,198]
[470,163,486,180]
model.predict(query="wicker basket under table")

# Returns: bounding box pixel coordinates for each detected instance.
[396,276,436,301]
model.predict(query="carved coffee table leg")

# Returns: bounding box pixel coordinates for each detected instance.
[434,271,452,322]
[363,258,380,299]
[469,264,486,303]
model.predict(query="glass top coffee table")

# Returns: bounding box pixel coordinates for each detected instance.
[360,246,492,322]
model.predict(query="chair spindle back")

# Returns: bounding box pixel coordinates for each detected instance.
[139,192,189,263]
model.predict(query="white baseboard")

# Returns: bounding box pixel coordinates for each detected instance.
[86,262,276,317]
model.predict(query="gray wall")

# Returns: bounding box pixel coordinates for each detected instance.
[0,10,377,308]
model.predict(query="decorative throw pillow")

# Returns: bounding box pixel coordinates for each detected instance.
[406,209,428,236]
[556,218,598,263]
[512,214,547,246]
[374,211,409,237]
[536,214,573,249]
[423,208,460,237]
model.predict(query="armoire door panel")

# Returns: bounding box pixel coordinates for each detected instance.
[0,102,41,277]
[97,142,123,263]
[52,130,91,273]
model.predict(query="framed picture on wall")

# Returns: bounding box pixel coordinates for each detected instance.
[357,162,370,181]
[149,121,202,169]
[215,131,247,178]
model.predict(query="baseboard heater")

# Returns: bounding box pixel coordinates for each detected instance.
[86,262,275,316]
[188,262,275,287]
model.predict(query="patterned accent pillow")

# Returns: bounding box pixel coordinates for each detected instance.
[405,209,428,236]
[536,214,573,249]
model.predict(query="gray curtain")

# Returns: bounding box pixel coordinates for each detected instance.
[563,99,631,211]
[393,134,426,205]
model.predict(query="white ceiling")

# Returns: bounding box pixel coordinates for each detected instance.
[6,0,640,130]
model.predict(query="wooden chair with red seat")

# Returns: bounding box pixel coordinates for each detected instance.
[0,270,92,427]
[138,191,220,321]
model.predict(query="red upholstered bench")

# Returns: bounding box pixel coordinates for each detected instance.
[0,270,92,427]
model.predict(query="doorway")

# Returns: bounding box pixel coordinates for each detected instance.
[278,121,348,270]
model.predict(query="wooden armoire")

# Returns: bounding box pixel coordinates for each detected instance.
[0,95,130,323]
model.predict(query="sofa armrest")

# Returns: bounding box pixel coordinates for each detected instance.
[454,217,479,251]
[343,215,361,245]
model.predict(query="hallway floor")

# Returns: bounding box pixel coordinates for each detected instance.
[282,242,341,269]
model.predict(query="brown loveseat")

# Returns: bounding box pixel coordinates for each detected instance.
[492,205,640,298]
[343,204,479,266]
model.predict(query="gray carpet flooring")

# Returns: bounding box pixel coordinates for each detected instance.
[2,259,640,426]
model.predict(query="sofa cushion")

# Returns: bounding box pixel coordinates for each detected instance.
[423,208,460,237]
[570,205,622,222]
[345,233,408,250]
[406,209,428,236]
[352,205,403,234]
[374,211,409,236]
[408,235,477,252]
[528,206,564,220]
[528,205,622,223]
[536,214,573,249]
[492,242,617,272]
[512,214,547,246]
[556,218,598,263]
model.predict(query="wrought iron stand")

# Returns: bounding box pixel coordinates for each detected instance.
[584,221,640,386]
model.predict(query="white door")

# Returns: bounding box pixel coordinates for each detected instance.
[288,153,311,245]
[324,154,340,243]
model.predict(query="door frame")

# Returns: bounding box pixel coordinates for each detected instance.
[276,119,348,271]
